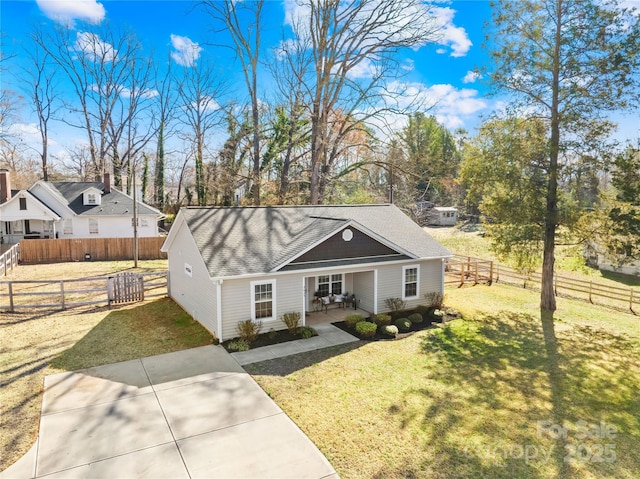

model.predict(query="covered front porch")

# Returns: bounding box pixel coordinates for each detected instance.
[303,269,375,326]
[1,219,57,244]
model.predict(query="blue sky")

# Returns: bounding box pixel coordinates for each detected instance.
[1,0,638,162]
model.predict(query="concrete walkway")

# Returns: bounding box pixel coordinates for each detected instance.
[1,345,339,479]
[231,323,359,366]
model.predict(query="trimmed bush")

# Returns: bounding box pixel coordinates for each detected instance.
[236,319,262,343]
[298,326,317,339]
[355,321,377,338]
[408,312,424,324]
[414,305,430,318]
[227,339,250,351]
[372,313,392,327]
[381,325,399,338]
[345,313,365,329]
[281,311,301,333]
[394,317,411,332]
[432,309,445,322]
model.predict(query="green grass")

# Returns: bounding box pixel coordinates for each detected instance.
[49,298,213,372]
[247,284,640,479]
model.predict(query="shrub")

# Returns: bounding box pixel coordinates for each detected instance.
[298,326,317,339]
[345,313,365,329]
[227,339,250,352]
[381,325,399,338]
[394,318,411,332]
[432,309,445,322]
[355,321,377,338]
[236,319,262,343]
[384,297,406,311]
[281,311,301,333]
[424,292,445,309]
[414,305,430,318]
[408,312,424,324]
[371,313,392,327]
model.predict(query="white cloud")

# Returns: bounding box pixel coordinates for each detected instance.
[401,59,415,72]
[386,80,488,129]
[462,71,481,84]
[75,32,116,62]
[120,87,159,99]
[170,34,203,67]
[192,96,220,113]
[36,0,105,28]
[430,6,472,57]
[8,123,41,140]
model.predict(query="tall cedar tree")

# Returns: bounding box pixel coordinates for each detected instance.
[488,0,640,313]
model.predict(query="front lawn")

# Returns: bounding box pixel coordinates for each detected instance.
[246,284,640,479]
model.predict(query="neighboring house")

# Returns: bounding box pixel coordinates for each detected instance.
[428,206,458,226]
[0,169,162,244]
[585,241,640,276]
[161,204,452,341]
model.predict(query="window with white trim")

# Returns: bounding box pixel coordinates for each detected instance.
[87,193,97,205]
[88,218,99,234]
[402,265,419,300]
[251,280,275,320]
[13,220,24,234]
[63,219,73,235]
[317,273,343,297]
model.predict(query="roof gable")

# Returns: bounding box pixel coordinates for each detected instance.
[174,205,451,279]
[275,221,412,271]
[0,190,61,220]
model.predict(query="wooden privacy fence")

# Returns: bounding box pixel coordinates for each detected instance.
[18,237,167,264]
[1,243,20,276]
[445,255,640,313]
[0,271,167,311]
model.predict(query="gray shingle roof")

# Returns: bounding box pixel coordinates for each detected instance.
[50,182,159,216]
[178,204,451,278]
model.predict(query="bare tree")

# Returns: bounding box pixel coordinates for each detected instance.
[199,0,264,205]
[32,25,152,181]
[283,0,441,204]
[175,58,225,205]
[22,43,59,180]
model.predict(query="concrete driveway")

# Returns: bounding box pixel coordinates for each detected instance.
[2,345,338,479]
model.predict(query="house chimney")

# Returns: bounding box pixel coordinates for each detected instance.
[0,168,11,204]
[104,172,111,193]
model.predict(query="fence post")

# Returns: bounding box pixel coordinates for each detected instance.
[8,282,14,312]
[474,261,479,284]
[460,263,465,287]
[60,281,65,310]
[630,289,634,314]
[589,281,593,303]
[489,261,494,285]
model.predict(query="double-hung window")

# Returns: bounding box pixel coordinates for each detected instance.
[88,218,99,235]
[317,273,343,297]
[402,265,419,300]
[251,280,275,320]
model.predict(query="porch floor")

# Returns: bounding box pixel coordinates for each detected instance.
[305,306,370,327]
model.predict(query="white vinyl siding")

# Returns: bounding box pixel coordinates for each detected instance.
[166,222,218,338]
[352,271,375,313]
[375,260,442,312]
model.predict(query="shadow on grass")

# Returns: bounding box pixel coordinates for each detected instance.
[598,269,640,287]
[243,341,366,377]
[379,312,640,479]
[50,298,213,371]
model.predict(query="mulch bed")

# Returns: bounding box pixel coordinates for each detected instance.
[221,328,317,352]
[332,309,462,341]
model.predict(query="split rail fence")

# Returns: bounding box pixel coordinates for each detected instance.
[445,254,640,314]
[0,271,167,312]
[0,243,20,276]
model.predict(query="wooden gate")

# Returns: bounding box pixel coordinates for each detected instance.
[108,272,144,306]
